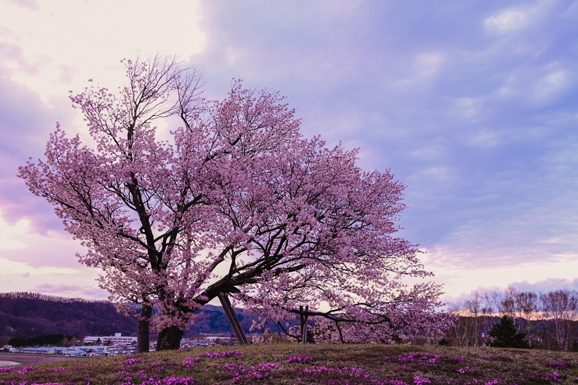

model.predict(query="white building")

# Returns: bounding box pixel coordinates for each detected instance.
[83,333,137,345]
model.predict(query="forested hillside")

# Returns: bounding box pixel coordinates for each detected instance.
[0,292,260,342]
[0,292,137,340]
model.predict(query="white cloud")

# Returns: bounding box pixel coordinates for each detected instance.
[491,64,575,110]
[0,255,106,299]
[34,283,108,299]
[410,166,454,184]
[454,97,482,121]
[531,69,573,103]
[465,129,500,148]
[510,278,578,293]
[408,145,446,162]
[0,212,29,249]
[0,255,79,276]
[0,208,88,268]
[394,52,445,88]
[415,53,445,79]
[484,9,529,34]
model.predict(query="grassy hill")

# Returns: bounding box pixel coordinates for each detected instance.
[1,344,577,384]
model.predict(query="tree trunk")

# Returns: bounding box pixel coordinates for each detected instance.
[137,304,152,353]
[157,325,184,351]
[300,305,309,344]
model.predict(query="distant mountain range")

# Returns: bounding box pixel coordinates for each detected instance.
[0,292,261,342]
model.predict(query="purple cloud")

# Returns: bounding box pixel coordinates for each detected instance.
[0,76,76,233]
[510,278,578,294]
[34,283,109,300]
[6,0,39,11]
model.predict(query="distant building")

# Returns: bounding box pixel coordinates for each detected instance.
[1,345,17,353]
[21,347,52,354]
[83,333,136,345]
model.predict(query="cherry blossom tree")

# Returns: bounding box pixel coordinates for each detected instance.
[19,56,451,351]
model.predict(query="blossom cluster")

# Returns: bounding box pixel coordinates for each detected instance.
[221,362,280,381]
[286,355,314,364]
[457,366,476,375]
[298,365,372,379]
[181,350,243,368]
[384,352,464,366]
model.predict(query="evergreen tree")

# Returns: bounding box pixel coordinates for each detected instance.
[489,315,530,348]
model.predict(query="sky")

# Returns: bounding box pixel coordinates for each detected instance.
[0,0,577,303]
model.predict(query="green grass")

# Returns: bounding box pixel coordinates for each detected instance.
[1,344,578,384]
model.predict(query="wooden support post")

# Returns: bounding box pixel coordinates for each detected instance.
[300,305,309,344]
[218,293,248,345]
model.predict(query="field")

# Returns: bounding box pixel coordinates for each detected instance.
[1,344,577,384]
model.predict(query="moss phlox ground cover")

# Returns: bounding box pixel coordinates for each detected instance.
[1,344,577,384]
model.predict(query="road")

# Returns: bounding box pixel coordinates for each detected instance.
[0,352,84,366]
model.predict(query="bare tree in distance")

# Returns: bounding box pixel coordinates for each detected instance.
[465,291,482,347]
[540,289,578,351]
[449,287,578,350]
[515,290,539,346]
